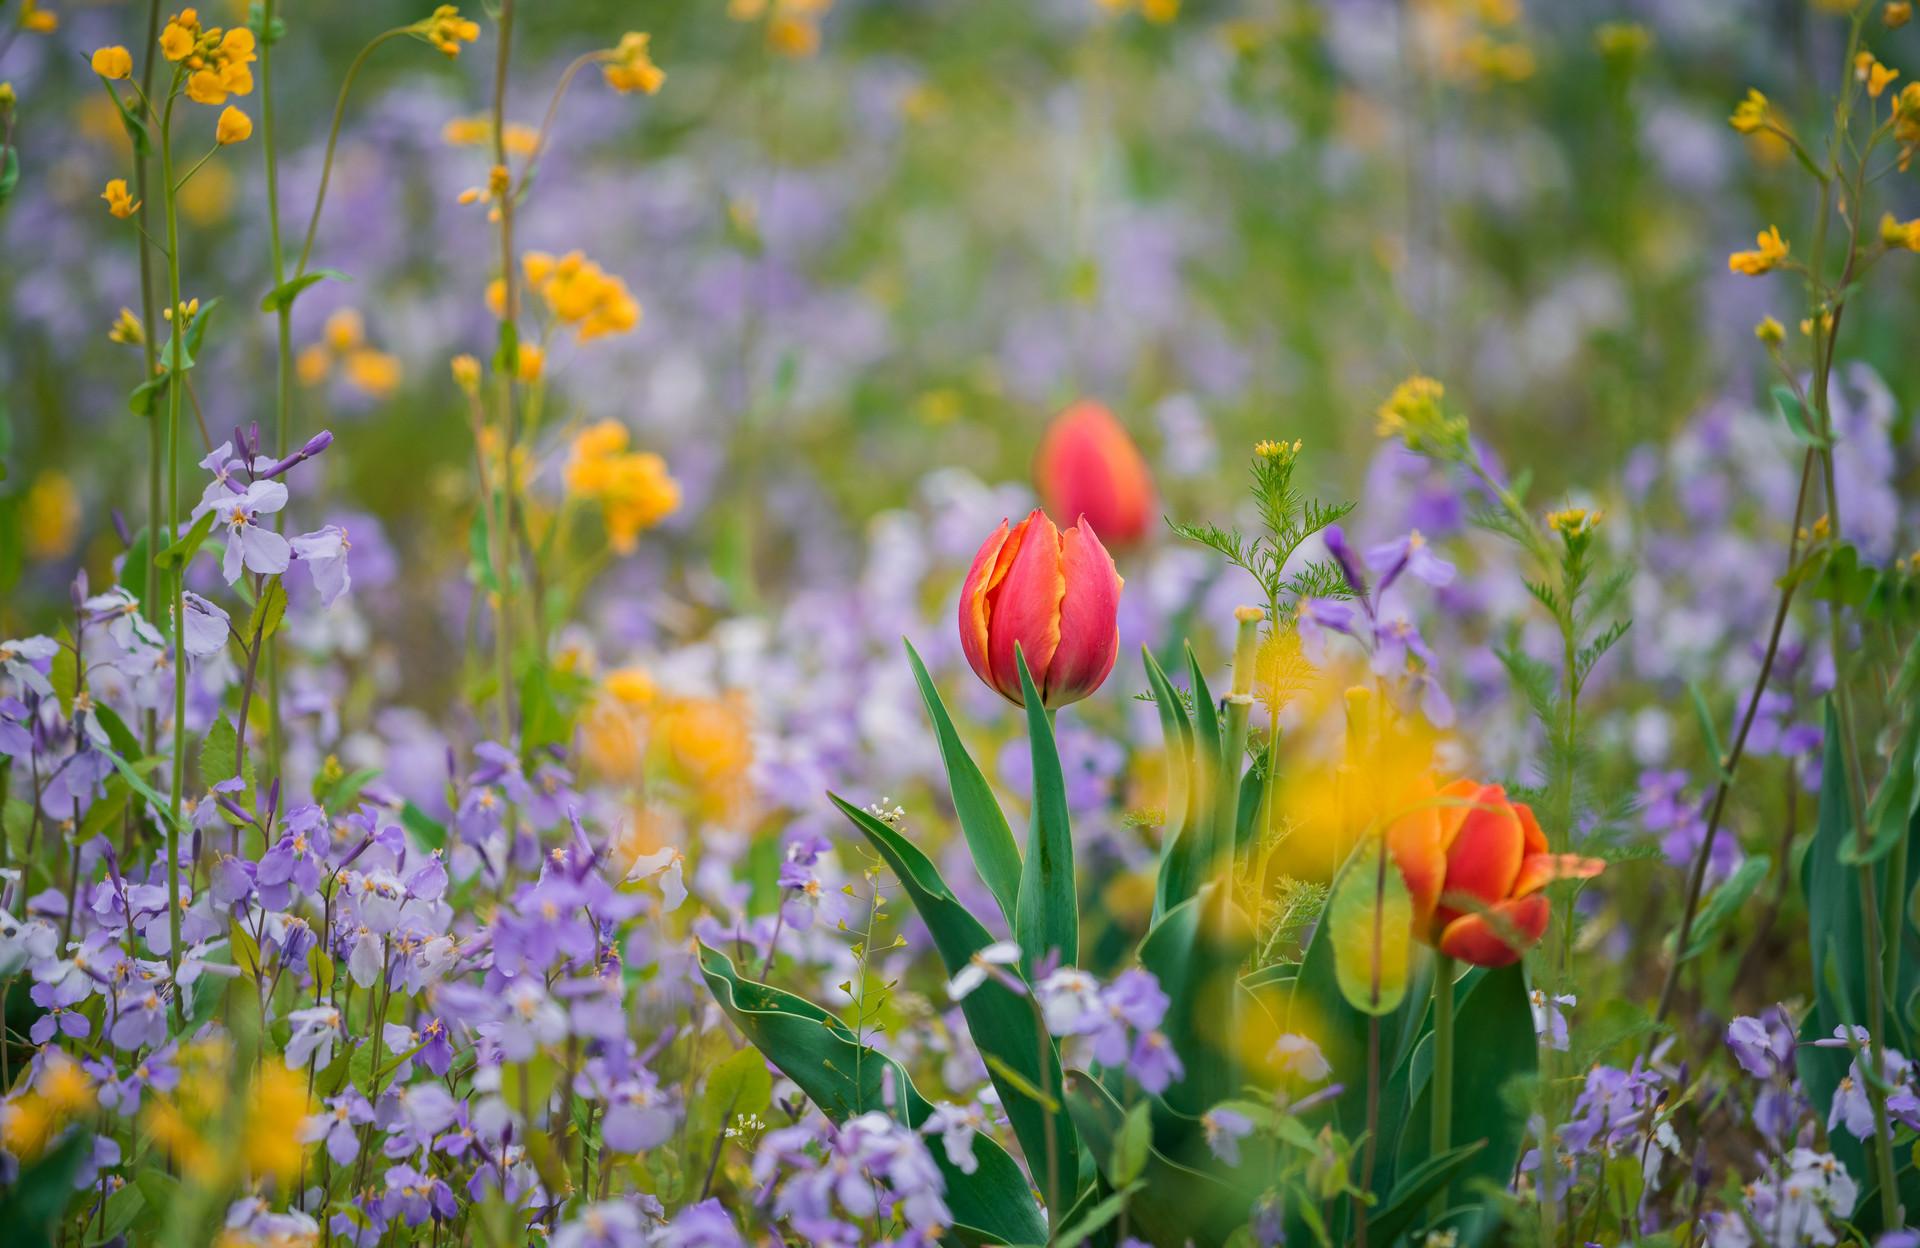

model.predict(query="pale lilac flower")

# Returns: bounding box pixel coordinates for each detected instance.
[213,480,291,583]
[290,526,353,607]
[1202,1105,1255,1165]
[1530,990,1576,1051]
[180,593,231,659]
[948,940,1021,1000]
[285,1004,343,1069]
[301,1089,374,1165]
[1270,1033,1331,1082]
[0,635,58,698]
[922,1100,986,1174]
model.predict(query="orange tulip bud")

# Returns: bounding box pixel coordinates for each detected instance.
[1034,400,1156,546]
[1387,780,1604,967]
[959,509,1123,709]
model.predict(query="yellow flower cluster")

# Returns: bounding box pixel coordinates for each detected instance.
[565,420,680,553]
[16,0,56,35]
[1092,0,1182,24]
[1882,212,1920,251]
[1729,88,1772,135]
[90,46,133,80]
[604,32,666,95]
[495,251,642,342]
[416,5,480,58]
[0,1052,93,1161]
[298,309,402,398]
[1856,51,1900,98]
[442,114,538,156]
[729,0,833,58]
[1374,374,1469,456]
[160,9,257,107]
[1728,225,1789,276]
[1546,506,1603,540]
[143,1040,311,1185]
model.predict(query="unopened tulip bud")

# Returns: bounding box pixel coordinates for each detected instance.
[1034,401,1156,546]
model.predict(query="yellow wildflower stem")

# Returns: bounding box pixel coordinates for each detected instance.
[492,0,521,740]
[137,0,164,765]
[292,27,409,278]
[517,49,615,196]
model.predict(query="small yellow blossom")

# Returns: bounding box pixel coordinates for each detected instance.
[1546,506,1603,539]
[1755,316,1785,346]
[301,309,401,396]
[523,250,641,341]
[101,178,140,218]
[441,114,538,155]
[1857,52,1900,98]
[1729,88,1771,135]
[1728,225,1789,276]
[159,11,196,60]
[91,46,134,79]
[25,470,80,560]
[1594,22,1653,61]
[417,5,480,58]
[516,342,545,383]
[1375,375,1468,456]
[450,353,482,393]
[1891,1,1914,28]
[17,0,57,34]
[242,1066,311,1184]
[109,307,145,346]
[603,32,665,95]
[1140,0,1180,23]
[344,349,402,397]
[1882,212,1920,251]
[215,105,252,144]
[605,666,657,707]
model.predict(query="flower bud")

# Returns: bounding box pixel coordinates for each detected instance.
[958,509,1122,709]
[1034,401,1155,547]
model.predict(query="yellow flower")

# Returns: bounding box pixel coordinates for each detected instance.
[1755,315,1785,346]
[17,0,57,34]
[296,344,331,386]
[450,353,482,393]
[1857,52,1900,98]
[159,15,195,61]
[516,342,545,382]
[91,46,134,79]
[417,5,480,58]
[530,251,641,340]
[1891,1,1914,28]
[767,15,820,56]
[109,307,145,345]
[1729,88,1770,135]
[605,666,657,707]
[565,420,681,552]
[1546,506,1602,539]
[1374,374,1468,456]
[1140,0,1180,23]
[325,308,365,353]
[654,694,753,803]
[603,32,665,95]
[344,349,402,397]
[442,114,538,154]
[25,470,80,561]
[1882,212,1920,250]
[215,105,252,144]
[1728,225,1789,276]
[101,178,140,218]
[242,1066,311,1184]
[1594,22,1653,61]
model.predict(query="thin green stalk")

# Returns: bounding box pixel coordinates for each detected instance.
[136,0,163,760]
[262,0,291,775]
[294,28,409,278]
[158,85,187,1022]
[491,0,521,738]
[1213,607,1262,895]
[1428,952,1455,1223]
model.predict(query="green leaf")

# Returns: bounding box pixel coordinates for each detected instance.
[0,1127,91,1248]
[1328,840,1414,1016]
[1367,1140,1488,1247]
[1680,855,1770,960]
[245,578,288,645]
[92,703,143,762]
[690,1047,772,1155]
[1771,384,1832,449]
[830,792,1078,1217]
[697,941,1047,1247]
[1140,881,1252,1115]
[100,80,151,155]
[49,626,78,717]
[1063,1070,1252,1248]
[1015,645,1077,973]
[1155,647,1220,916]
[260,268,351,313]
[1113,1101,1151,1185]
[199,717,240,788]
[904,638,1022,928]
[154,507,217,571]
[0,146,18,207]
[104,750,175,831]
[1142,645,1196,923]
[1052,1180,1145,1248]
[401,801,448,851]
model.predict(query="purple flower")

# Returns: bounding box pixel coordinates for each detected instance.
[285,1004,343,1069]
[600,1074,674,1152]
[1202,1105,1255,1165]
[213,480,292,584]
[656,1199,745,1248]
[290,525,353,607]
[1727,1011,1795,1079]
[1128,1029,1184,1094]
[180,593,232,660]
[1366,530,1456,593]
[922,1101,987,1175]
[300,1089,374,1165]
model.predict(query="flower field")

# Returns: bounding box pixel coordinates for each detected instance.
[2,1,1920,1245]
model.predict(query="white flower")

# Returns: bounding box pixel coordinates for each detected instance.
[947,940,1021,1001]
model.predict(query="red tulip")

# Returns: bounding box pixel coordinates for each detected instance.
[959,509,1123,708]
[1387,780,1604,967]
[1035,401,1155,546]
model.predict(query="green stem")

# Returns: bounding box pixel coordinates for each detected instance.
[293,28,408,278]
[1428,952,1455,1223]
[158,85,186,1022]
[136,0,163,762]
[491,0,521,740]
[262,0,291,776]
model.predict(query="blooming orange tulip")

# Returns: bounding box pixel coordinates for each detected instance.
[959,509,1122,708]
[1034,401,1155,546]
[1388,780,1604,967]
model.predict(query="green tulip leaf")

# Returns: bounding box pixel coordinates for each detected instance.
[1015,644,1077,973]
[1328,840,1414,1017]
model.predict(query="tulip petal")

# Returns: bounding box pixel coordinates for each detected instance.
[1435,784,1525,924]
[1387,804,1446,935]
[1433,777,1481,849]
[1035,401,1155,545]
[1513,853,1607,898]
[1042,518,1122,706]
[985,510,1065,704]
[958,519,1013,697]
[1436,895,1550,967]
[1513,800,1549,856]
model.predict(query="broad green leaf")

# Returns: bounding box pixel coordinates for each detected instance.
[401,801,448,851]
[0,1127,91,1248]
[1015,645,1077,973]
[260,268,351,313]
[1366,1140,1488,1248]
[831,792,1079,1215]
[245,578,288,645]
[49,625,78,717]
[1113,1101,1151,1185]
[0,146,18,207]
[904,638,1022,928]
[1328,840,1413,1016]
[198,716,241,787]
[154,508,217,571]
[1155,647,1220,915]
[697,941,1047,1247]
[1053,1179,1145,1248]
[1139,881,1252,1115]
[1142,645,1195,923]
[691,1047,772,1155]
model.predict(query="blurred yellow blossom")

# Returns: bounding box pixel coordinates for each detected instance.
[91,46,133,79]
[451,353,482,393]
[1891,1,1913,27]
[1856,51,1899,97]
[604,32,665,95]
[242,1066,311,1184]
[1882,212,1920,250]
[1375,374,1468,456]
[300,309,402,397]
[732,0,831,57]
[1728,226,1789,276]
[1729,88,1771,135]
[109,307,145,346]
[517,250,641,341]
[25,470,80,560]
[17,0,57,34]
[565,420,680,553]
[1755,315,1785,345]
[516,341,545,383]
[442,114,538,155]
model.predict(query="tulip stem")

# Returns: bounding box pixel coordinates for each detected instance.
[1428,952,1455,1224]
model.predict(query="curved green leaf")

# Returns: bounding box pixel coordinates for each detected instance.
[1139,881,1252,1115]
[829,792,1079,1216]
[1015,645,1076,972]
[1328,840,1413,1016]
[1156,648,1221,914]
[1367,1140,1488,1248]
[904,638,1022,928]
[1064,1070,1251,1248]
[1142,645,1195,922]
[697,941,1047,1246]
